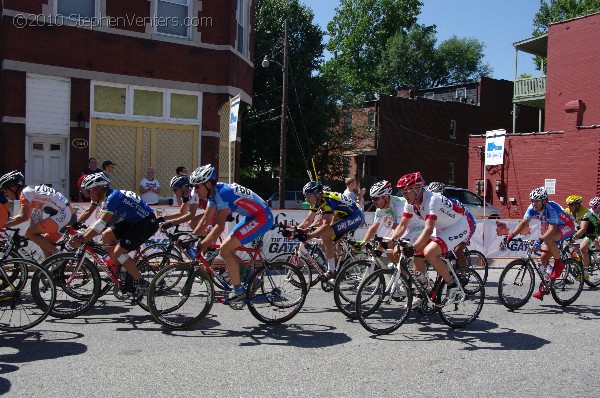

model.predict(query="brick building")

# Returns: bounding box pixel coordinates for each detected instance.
[468,12,600,218]
[0,0,255,201]
[348,77,539,191]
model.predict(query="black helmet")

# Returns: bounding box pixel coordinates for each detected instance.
[303,181,323,196]
[0,171,25,189]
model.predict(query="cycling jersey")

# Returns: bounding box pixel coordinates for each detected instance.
[580,210,600,238]
[524,201,575,241]
[374,195,423,237]
[310,191,361,219]
[101,189,154,224]
[207,182,273,245]
[19,185,75,241]
[566,206,588,227]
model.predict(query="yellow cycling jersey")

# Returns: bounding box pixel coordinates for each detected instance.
[310,191,360,219]
[566,205,588,226]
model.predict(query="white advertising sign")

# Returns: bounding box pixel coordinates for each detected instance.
[228,94,241,143]
[484,129,506,166]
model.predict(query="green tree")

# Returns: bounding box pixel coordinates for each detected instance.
[436,36,493,85]
[322,0,423,105]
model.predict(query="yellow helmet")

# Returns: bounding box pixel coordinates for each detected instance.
[566,195,582,205]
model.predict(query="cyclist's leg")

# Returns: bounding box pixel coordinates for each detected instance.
[115,216,160,280]
[25,220,60,258]
[327,212,364,272]
[580,237,591,269]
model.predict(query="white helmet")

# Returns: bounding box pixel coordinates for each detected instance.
[370,180,392,198]
[428,182,445,193]
[80,172,110,190]
[529,187,548,201]
[189,164,217,185]
[0,170,25,189]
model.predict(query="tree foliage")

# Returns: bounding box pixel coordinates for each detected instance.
[533,0,600,35]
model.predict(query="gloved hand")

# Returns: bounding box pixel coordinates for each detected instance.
[503,234,514,244]
[160,221,173,230]
[295,231,308,242]
[533,239,543,251]
[156,217,165,224]
[282,229,292,238]
[402,245,415,257]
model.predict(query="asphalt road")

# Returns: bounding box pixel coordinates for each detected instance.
[2,261,600,397]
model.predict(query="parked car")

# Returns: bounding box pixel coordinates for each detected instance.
[443,187,502,218]
[267,191,306,209]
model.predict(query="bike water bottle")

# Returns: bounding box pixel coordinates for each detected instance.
[101,253,120,277]
[537,262,545,274]
[119,266,128,285]
[186,246,198,259]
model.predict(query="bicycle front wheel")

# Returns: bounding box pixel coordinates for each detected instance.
[437,270,485,328]
[136,252,183,311]
[147,261,214,330]
[465,249,489,285]
[334,259,378,319]
[584,256,600,288]
[271,253,314,290]
[498,260,535,310]
[551,258,584,306]
[39,253,101,319]
[247,261,307,324]
[355,269,411,335]
[1,259,56,332]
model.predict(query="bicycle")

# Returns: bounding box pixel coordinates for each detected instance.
[560,239,600,288]
[355,238,485,335]
[146,236,308,330]
[462,242,489,285]
[497,239,584,309]
[0,227,56,332]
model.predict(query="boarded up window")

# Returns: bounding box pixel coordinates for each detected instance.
[133,89,163,117]
[170,93,198,119]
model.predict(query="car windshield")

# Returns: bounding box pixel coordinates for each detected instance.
[463,191,483,205]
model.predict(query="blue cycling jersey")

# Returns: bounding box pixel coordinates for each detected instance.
[524,201,572,226]
[101,189,154,224]
[207,182,269,217]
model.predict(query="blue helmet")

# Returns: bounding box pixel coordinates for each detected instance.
[303,181,323,196]
[170,175,189,189]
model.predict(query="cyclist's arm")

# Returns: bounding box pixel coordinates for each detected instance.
[74,211,112,245]
[4,203,32,227]
[163,202,190,221]
[298,210,316,229]
[389,215,410,239]
[166,203,198,225]
[362,221,380,243]
[507,218,530,238]
[77,202,98,223]
[413,217,435,252]
[192,206,216,236]
[573,220,589,239]
[199,208,228,250]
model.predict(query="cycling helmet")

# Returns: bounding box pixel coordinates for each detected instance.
[428,181,445,193]
[396,172,425,190]
[0,171,25,189]
[322,185,331,192]
[370,180,392,198]
[80,172,110,190]
[77,174,89,188]
[303,181,323,196]
[529,187,548,201]
[189,164,217,185]
[170,175,189,189]
[589,197,600,208]
[566,195,582,205]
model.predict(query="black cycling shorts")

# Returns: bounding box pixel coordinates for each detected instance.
[115,215,159,252]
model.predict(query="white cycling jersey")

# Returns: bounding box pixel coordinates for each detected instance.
[402,189,466,229]
[20,185,73,227]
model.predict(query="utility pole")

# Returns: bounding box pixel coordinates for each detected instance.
[278,19,288,209]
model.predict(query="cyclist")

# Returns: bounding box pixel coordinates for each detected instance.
[298,181,365,281]
[571,197,600,280]
[565,195,588,228]
[162,174,207,232]
[170,174,189,207]
[1,170,76,258]
[390,172,475,303]
[504,187,575,300]
[68,173,160,299]
[76,174,101,223]
[189,164,274,302]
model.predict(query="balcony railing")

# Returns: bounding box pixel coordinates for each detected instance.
[514,76,546,100]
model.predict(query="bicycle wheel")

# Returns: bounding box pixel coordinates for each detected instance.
[87,247,114,297]
[334,259,378,319]
[136,252,183,311]
[247,261,307,324]
[551,258,584,306]
[437,270,485,328]
[271,252,314,289]
[465,249,489,285]
[147,261,214,330]
[355,269,411,335]
[498,259,535,310]
[584,255,600,288]
[1,259,56,332]
[38,253,101,319]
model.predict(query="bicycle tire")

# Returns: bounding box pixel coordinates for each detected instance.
[333,259,379,319]
[271,252,314,289]
[498,259,535,310]
[464,249,489,285]
[584,253,600,288]
[147,261,214,330]
[246,261,307,324]
[1,259,56,332]
[38,252,101,319]
[355,268,411,335]
[551,258,584,306]
[136,252,183,311]
[437,270,484,328]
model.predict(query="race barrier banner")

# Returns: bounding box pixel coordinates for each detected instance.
[10,202,543,261]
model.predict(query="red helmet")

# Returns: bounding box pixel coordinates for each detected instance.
[77,174,89,188]
[397,172,425,190]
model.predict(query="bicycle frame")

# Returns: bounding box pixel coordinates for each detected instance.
[506,239,553,291]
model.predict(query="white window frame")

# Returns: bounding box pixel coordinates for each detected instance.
[450,119,457,140]
[456,88,467,99]
[236,0,250,57]
[54,0,100,23]
[424,92,434,99]
[91,82,201,124]
[155,0,193,39]
[367,110,376,131]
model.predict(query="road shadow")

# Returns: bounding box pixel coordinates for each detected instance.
[0,364,18,395]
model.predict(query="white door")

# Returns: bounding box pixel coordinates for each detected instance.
[27,137,68,197]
